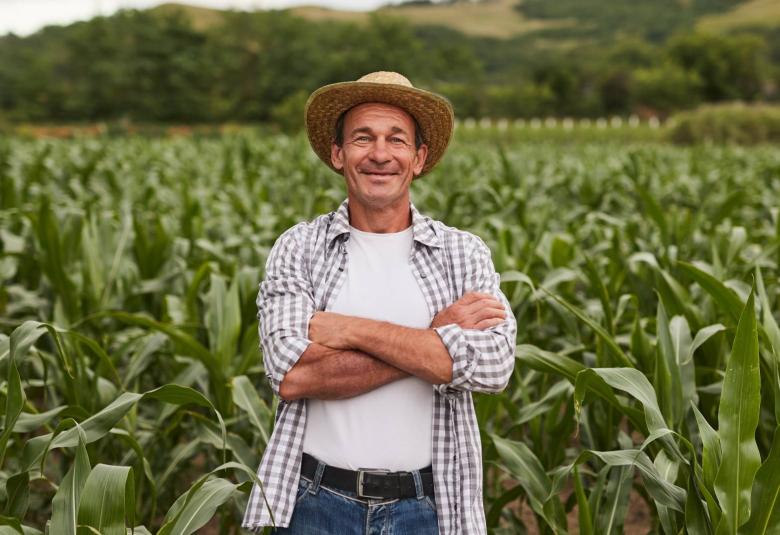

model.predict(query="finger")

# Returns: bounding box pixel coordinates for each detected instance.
[474,317,506,330]
[461,291,496,303]
[461,297,504,315]
[472,305,506,322]
[464,309,505,329]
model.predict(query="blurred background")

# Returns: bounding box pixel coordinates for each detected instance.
[1,0,779,141]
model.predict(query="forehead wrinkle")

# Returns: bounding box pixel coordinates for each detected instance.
[349,126,374,136]
[347,125,411,138]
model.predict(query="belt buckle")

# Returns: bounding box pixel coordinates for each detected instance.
[356,468,390,500]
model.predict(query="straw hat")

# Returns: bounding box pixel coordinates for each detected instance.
[304,71,454,177]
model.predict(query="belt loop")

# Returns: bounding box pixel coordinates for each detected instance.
[411,469,425,500]
[310,459,326,494]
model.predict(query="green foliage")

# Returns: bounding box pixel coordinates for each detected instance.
[517,0,742,42]
[668,103,780,144]
[0,5,777,123]
[666,32,769,101]
[1,134,780,532]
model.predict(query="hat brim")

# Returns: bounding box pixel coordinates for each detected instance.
[305,81,454,178]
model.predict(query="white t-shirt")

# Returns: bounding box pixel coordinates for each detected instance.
[302,224,434,471]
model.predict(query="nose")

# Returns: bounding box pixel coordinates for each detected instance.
[369,137,391,165]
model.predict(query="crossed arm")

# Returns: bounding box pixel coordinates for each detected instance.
[259,227,517,402]
[278,292,506,401]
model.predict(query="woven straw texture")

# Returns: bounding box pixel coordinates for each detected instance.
[305,72,454,178]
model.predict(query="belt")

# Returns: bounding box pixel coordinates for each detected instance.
[301,453,435,500]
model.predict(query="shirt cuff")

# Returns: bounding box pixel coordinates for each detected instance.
[433,323,473,394]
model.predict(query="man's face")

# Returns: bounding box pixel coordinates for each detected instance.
[331,102,428,212]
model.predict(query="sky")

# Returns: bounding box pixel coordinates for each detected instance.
[0,0,401,36]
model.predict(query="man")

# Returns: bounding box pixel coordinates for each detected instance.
[242,71,517,534]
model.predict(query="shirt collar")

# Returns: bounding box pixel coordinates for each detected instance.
[326,198,442,249]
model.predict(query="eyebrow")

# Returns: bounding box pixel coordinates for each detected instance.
[348,126,410,137]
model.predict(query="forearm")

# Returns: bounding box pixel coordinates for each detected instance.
[345,318,453,384]
[278,342,408,401]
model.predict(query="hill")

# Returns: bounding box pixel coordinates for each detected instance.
[290,0,571,39]
[150,0,780,41]
[697,0,780,32]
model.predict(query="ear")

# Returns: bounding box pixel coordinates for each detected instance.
[412,144,428,176]
[331,143,345,171]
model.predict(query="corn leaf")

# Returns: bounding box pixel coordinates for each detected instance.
[1,322,47,468]
[77,464,134,535]
[543,289,633,367]
[231,375,273,446]
[491,434,566,532]
[656,300,684,427]
[517,345,645,430]
[50,423,91,535]
[677,261,743,325]
[739,426,780,535]
[714,289,761,534]
[164,478,238,535]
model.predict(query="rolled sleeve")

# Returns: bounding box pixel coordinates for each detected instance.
[257,224,314,396]
[434,238,517,395]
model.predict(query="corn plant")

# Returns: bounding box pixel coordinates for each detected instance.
[1,133,779,533]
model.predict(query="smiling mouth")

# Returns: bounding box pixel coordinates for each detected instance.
[360,170,398,177]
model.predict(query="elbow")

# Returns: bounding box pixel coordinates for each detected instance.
[432,368,453,386]
[486,353,515,393]
[278,374,301,401]
[487,370,513,393]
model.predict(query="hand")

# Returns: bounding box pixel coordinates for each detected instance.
[308,311,354,349]
[430,291,507,330]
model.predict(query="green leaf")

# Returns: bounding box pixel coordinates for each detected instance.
[26,385,225,471]
[542,289,633,367]
[574,466,593,535]
[655,449,681,535]
[51,423,91,535]
[739,426,780,535]
[159,461,269,533]
[163,478,238,535]
[13,406,68,433]
[556,448,686,513]
[205,274,242,372]
[491,434,564,532]
[574,367,682,462]
[2,472,29,519]
[686,469,714,535]
[582,253,615,335]
[677,261,743,324]
[692,403,722,495]
[714,289,761,535]
[516,344,585,383]
[1,321,47,468]
[0,519,22,535]
[518,345,645,431]
[756,267,780,422]
[77,464,135,535]
[231,375,272,446]
[509,380,572,429]
[96,311,220,379]
[656,300,683,427]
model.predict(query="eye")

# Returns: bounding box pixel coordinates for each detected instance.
[389,137,408,146]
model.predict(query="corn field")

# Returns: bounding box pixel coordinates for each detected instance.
[1,132,780,534]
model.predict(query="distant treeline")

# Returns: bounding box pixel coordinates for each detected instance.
[0,7,777,125]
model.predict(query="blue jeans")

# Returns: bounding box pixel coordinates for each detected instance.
[273,462,439,534]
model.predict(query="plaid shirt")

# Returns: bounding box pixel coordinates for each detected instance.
[242,198,517,534]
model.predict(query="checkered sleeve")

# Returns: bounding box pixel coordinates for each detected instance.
[433,236,517,395]
[258,224,314,396]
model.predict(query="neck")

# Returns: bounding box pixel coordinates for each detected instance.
[347,195,412,233]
